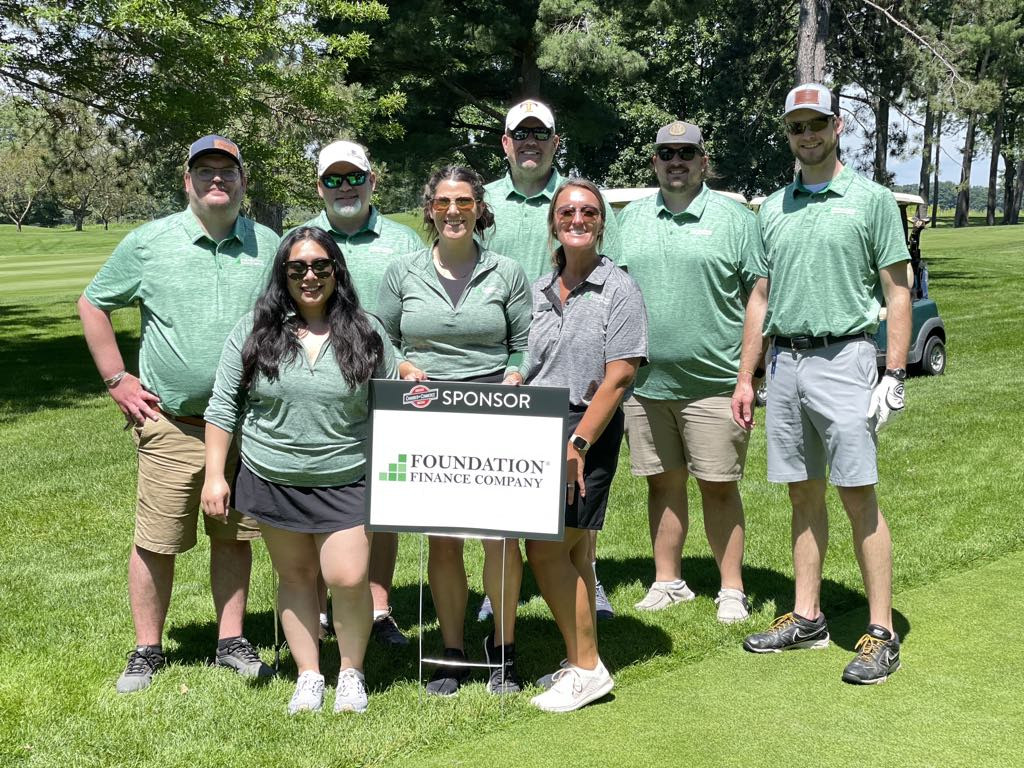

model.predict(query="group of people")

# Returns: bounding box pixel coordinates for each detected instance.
[79,82,911,717]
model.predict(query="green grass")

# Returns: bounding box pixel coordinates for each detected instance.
[1,223,1022,767]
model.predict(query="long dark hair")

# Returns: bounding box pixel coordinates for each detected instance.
[240,226,383,391]
[420,165,495,235]
[547,177,606,270]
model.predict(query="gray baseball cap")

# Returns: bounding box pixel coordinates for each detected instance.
[655,121,704,150]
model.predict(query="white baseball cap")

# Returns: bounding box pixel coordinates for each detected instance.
[783,83,839,117]
[505,100,556,132]
[317,140,371,176]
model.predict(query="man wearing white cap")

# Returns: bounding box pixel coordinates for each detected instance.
[732,83,910,684]
[618,121,764,623]
[299,140,422,647]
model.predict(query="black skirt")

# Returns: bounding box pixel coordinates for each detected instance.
[564,407,625,530]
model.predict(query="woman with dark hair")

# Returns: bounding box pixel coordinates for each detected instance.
[524,178,648,712]
[201,226,396,715]
[377,165,531,697]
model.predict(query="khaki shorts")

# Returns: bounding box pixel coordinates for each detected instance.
[132,415,260,554]
[624,394,749,481]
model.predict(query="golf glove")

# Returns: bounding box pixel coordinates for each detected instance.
[867,375,905,433]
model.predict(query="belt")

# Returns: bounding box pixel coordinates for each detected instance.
[158,408,206,427]
[773,333,868,350]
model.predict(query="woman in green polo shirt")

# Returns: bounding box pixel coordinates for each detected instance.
[377,165,532,697]
[201,226,397,716]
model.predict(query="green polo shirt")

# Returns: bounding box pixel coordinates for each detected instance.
[83,208,279,417]
[204,313,398,487]
[758,166,909,337]
[483,170,623,281]
[377,247,531,380]
[618,185,766,399]
[297,207,423,314]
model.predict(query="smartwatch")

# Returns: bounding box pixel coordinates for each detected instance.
[569,434,591,453]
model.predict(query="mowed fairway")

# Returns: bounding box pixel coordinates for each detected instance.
[1,222,1022,767]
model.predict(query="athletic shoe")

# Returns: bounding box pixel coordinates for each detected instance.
[743,612,830,653]
[215,637,275,678]
[288,670,324,715]
[634,580,696,611]
[425,648,470,696]
[319,617,333,642]
[483,635,522,695]
[530,660,614,713]
[477,595,493,621]
[116,646,166,693]
[536,659,569,690]
[594,582,615,620]
[841,624,901,685]
[370,609,409,647]
[334,667,369,712]
[715,588,750,624]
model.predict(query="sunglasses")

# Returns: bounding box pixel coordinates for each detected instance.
[191,166,240,182]
[509,127,553,142]
[556,205,601,223]
[656,146,701,162]
[785,116,832,135]
[431,196,477,213]
[284,259,335,281]
[321,171,368,189]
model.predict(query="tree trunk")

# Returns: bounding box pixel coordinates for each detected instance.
[918,101,935,219]
[796,0,830,83]
[249,198,284,234]
[931,111,943,227]
[955,48,991,228]
[1002,147,1015,224]
[516,39,542,99]
[873,96,890,184]
[1012,159,1024,225]
[986,96,1004,226]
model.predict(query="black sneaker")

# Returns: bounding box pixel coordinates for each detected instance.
[116,645,166,693]
[743,612,830,653]
[425,648,470,696]
[842,624,901,684]
[484,635,522,695]
[371,609,409,647]
[215,637,275,678]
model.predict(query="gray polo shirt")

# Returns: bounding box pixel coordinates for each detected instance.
[525,256,649,407]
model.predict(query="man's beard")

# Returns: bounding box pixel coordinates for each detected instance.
[331,197,364,218]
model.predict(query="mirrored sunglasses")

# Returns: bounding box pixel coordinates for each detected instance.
[321,171,368,189]
[509,127,552,142]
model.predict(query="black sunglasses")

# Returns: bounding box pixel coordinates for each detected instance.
[284,259,335,281]
[785,116,832,135]
[321,171,368,189]
[656,146,701,162]
[508,127,553,142]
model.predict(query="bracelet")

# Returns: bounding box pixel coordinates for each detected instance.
[738,368,755,377]
[104,371,127,388]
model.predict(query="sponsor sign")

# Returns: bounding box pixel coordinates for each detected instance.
[368,380,569,539]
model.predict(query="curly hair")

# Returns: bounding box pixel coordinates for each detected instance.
[546,177,607,271]
[240,226,383,392]
[420,165,495,235]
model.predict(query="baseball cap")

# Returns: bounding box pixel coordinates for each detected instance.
[317,141,371,176]
[505,100,556,132]
[187,135,242,168]
[783,83,840,117]
[655,121,704,149]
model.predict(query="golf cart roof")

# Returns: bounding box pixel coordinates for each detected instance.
[601,187,747,208]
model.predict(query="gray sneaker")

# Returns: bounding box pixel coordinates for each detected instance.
[215,637,275,678]
[594,581,615,620]
[116,646,165,693]
[477,595,493,621]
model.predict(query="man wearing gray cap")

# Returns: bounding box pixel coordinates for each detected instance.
[732,83,909,684]
[298,139,421,647]
[618,121,764,623]
[79,135,279,692]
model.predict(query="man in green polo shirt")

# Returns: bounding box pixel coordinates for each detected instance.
[78,135,279,693]
[732,83,910,684]
[300,140,421,647]
[482,99,622,622]
[618,121,764,624]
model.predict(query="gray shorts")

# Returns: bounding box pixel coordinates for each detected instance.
[765,339,879,487]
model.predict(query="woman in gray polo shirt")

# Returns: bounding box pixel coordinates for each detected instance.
[524,178,648,713]
[377,165,531,697]
[202,227,397,716]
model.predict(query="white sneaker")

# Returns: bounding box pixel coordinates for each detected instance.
[634,580,696,611]
[288,670,324,715]
[530,660,614,713]
[334,667,368,713]
[715,588,750,623]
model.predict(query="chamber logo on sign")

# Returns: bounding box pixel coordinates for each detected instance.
[403,384,439,409]
[378,452,547,489]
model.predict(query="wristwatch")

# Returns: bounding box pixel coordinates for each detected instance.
[884,367,907,381]
[569,434,591,453]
